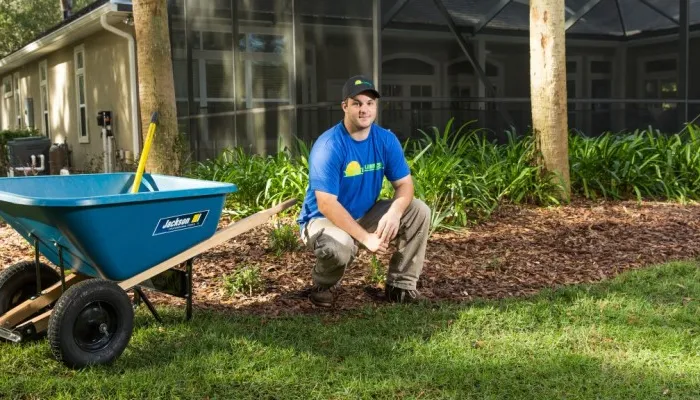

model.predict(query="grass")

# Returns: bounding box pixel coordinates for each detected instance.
[1,261,698,399]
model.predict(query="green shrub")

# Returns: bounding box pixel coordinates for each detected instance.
[188,119,700,233]
[569,126,700,202]
[269,223,301,256]
[399,119,560,232]
[223,265,265,297]
[187,140,308,218]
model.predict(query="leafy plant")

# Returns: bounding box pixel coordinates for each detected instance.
[367,255,385,285]
[187,139,309,218]
[223,265,265,297]
[187,120,700,233]
[569,126,700,202]
[269,222,301,256]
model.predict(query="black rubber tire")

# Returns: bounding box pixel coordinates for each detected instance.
[0,261,61,315]
[48,279,133,369]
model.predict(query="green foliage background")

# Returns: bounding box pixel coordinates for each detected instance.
[0,0,94,57]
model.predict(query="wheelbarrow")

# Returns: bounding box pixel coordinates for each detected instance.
[0,172,295,368]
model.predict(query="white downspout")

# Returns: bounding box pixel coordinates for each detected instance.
[100,14,140,161]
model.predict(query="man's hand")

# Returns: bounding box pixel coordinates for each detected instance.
[362,233,389,254]
[376,209,401,243]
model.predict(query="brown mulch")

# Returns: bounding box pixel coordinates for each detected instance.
[1,200,699,316]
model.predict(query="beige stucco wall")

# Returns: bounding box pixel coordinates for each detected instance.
[1,74,16,129]
[1,25,136,171]
[1,62,41,132]
[58,28,135,169]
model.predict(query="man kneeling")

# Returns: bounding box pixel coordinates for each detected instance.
[297,75,431,307]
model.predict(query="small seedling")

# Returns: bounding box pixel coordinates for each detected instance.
[269,223,301,256]
[223,264,265,296]
[367,255,386,285]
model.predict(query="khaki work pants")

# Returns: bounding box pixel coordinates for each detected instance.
[301,199,431,290]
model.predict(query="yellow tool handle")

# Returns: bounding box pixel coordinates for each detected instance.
[130,112,159,193]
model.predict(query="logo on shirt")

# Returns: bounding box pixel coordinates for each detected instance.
[344,161,383,178]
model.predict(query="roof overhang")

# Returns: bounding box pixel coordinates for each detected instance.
[0,2,132,76]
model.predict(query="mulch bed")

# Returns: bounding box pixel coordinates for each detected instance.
[1,200,699,316]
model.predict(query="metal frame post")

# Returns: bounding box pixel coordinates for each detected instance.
[373,0,382,123]
[679,0,689,127]
[231,0,240,147]
[292,0,303,149]
[185,0,196,157]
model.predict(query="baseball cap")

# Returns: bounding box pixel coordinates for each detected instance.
[342,75,381,100]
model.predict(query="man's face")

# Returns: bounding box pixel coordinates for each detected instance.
[342,92,377,130]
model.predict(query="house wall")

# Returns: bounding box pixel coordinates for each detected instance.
[1,63,41,131]
[74,27,135,167]
[0,80,9,128]
[1,73,18,130]
[0,26,136,171]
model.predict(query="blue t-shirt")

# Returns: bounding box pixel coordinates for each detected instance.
[297,121,411,227]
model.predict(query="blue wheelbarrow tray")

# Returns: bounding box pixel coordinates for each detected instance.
[0,173,237,281]
[0,172,295,367]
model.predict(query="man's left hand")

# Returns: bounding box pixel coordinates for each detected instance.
[376,209,401,244]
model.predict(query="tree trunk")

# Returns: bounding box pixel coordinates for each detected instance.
[530,0,571,200]
[133,0,180,175]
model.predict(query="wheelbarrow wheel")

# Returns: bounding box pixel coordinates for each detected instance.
[48,279,133,369]
[0,261,61,315]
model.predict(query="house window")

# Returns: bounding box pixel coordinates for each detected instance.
[39,60,49,137]
[74,45,89,143]
[13,73,22,129]
[641,57,677,110]
[2,76,11,99]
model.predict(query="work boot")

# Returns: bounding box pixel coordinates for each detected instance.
[385,284,424,304]
[308,284,338,307]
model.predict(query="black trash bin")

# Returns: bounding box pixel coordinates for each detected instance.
[6,137,52,176]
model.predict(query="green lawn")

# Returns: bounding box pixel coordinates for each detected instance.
[1,261,699,400]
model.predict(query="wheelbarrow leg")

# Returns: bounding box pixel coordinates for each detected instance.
[133,287,162,323]
[33,235,41,296]
[186,259,193,321]
[57,244,66,292]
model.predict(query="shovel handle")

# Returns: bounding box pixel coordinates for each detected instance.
[131,112,159,193]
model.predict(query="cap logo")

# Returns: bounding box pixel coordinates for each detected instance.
[355,79,372,86]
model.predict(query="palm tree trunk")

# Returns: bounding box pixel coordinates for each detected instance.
[133,0,181,175]
[530,0,571,200]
